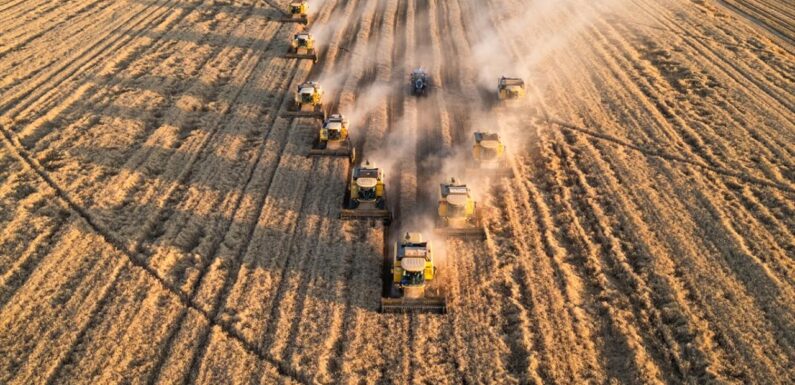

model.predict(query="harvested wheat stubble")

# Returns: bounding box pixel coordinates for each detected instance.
[0,0,794,384]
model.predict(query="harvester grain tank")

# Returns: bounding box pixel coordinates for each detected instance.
[435,178,485,239]
[498,76,526,100]
[381,232,447,314]
[340,160,391,222]
[284,32,318,62]
[308,113,355,160]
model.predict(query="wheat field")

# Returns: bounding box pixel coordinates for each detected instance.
[0,0,793,384]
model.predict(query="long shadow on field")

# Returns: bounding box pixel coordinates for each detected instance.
[130,0,282,20]
[115,25,289,51]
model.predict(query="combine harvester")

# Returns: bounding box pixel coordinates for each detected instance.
[468,131,514,178]
[283,32,318,62]
[381,232,447,314]
[282,81,325,119]
[277,1,309,24]
[340,160,391,223]
[498,76,526,101]
[308,113,355,161]
[435,178,486,239]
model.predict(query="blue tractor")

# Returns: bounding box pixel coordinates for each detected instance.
[410,68,431,96]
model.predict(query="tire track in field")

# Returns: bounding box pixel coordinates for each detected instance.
[6,0,257,308]
[546,119,795,195]
[0,0,113,59]
[265,2,386,382]
[0,0,32,17]
[631,0,794,118]
[536,4,795,376]
[0,0,180,120]
[467,0,616,381]
[0,210,69,309]
[536,3,792,376]
[180,0,358,367]
[588,14,794,187]
[0,0,58,28]
[0,3,324,376]
[0,121,313,384]
[542,7,795,259]
[485,4,669,379]
[258,0,388,377]
[719,0,795,45]
[0,0,137,94]
[588,12,786,276]
[22,2,236,201]
[100,4,273,254]
[576,131,794,381]
[175,0,351,380]
[171,12,337,377]
[0,0,107,42]
[140,21,304,385]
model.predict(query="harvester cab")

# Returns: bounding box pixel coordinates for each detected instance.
[341,160,391,222]
[410,67,430,96]
[498,76,526,100]
[381,232,447,314]
[469,131,513,177]
[436,178,485,239]
[308,113,355,160]
[284,32,318,62]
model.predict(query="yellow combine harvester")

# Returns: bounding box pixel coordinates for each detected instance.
[435,178,485,239]
[308,113,354,160]
[381,232,447,314]
[498,76,525,100]
[284,32,318,62]
[340,160,391,222]
[277,1,309,24]
[282,81,325,119]
[468,131,513,177]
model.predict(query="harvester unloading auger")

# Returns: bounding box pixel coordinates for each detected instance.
[282,81,325,119]
[435,178,486,239]
[308,113,355,161]
[284,32,318,62]
[276,1,309,24]
[340,160,391,223]
[381,232,447,314]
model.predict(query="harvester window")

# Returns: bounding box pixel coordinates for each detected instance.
[402,271,425,286]
[358,186,376,200]
[448,186,468,194]
[357,169,379,178]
